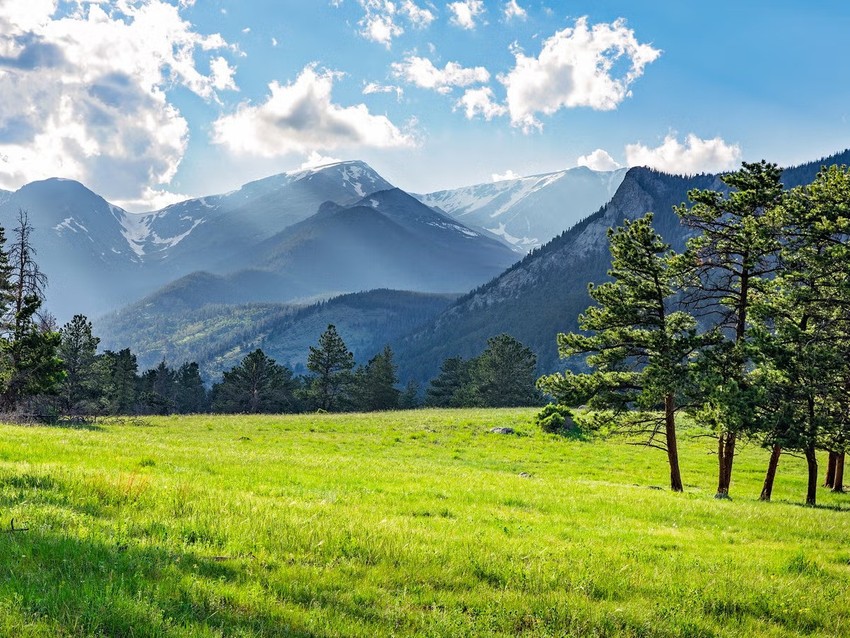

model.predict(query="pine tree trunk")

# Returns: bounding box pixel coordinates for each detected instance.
[760,445,782,501]
[804,445,818,506]
[824,451,837,488]
[664,393,684,492]
[715,431,736,498]
[832,452,845,493]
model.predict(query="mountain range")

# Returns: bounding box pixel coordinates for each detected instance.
[6,149,850,385]
[0,161,516,320]
[416,166,626,252]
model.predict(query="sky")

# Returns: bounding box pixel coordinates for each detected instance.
[1,0,849,211]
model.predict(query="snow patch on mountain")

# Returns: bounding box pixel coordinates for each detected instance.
[118,212,155,257]
[416,166,627,252]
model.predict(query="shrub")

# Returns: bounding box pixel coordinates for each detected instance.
[535,404,575,433]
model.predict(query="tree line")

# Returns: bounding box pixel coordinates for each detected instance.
[539,162,850,507]
[0,242,542,417]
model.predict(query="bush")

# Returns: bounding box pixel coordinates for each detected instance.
[535,404,575,433]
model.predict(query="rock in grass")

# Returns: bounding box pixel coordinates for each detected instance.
[489,427,515,434]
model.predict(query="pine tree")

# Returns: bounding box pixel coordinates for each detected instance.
[473,334,540,407]
[750,165,850,505]
[674,162,785,498]
[59,314,100,413]
[96,349,140,415]
[212,349,296,414]
[306,325,354,411]
[425,357,474,407]
[351,346,400,411]
[174,362,208,413]
[0,210,63,410]
[539,214,703,492]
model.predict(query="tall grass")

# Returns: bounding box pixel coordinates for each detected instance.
[0,409,847,637]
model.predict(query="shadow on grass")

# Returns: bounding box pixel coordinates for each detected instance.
[0,530,331,637]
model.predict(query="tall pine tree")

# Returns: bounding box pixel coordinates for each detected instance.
[539,214,703,492]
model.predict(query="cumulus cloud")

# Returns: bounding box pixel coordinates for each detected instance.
[212,65,415,157]
[350,0,434,47]
[456,87,507,120]
[391,56,490,94]
[625,134,742,174]
[503,0,526,21]
[448,0,485,29]
[299,151,343,170]
[500,17,661,131]
[400,0,435,28]
[0,1,236,209]
[492,169,519,181]
[577,148,622,171]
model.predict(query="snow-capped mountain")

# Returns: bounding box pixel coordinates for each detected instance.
[0,161,398,319]
[416,166,627,252]
[1,160,522,321]
[124,160,396,276]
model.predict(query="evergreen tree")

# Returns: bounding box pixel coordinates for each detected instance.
[306,325,354,411]
[473,334,540,407]
[174,362,208,413]
[59,314,100,413]
[425,356,475,407]
[139,361,177,415]
[398,380,421,410]
[97,349,139,415]
[0,210,63,410]
[750,165,850,505]
[674,162,785,498]
[351,346,400,411]
[212,349,296,414]
[539,214,703,492]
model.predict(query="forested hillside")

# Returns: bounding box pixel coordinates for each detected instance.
[98,289,457,379]
[394,149,850,382]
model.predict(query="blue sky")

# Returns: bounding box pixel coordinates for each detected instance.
[1,0,848,210]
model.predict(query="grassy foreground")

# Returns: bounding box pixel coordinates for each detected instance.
[0,409,848,637]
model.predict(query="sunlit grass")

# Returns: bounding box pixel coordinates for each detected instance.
[0,409,848,637]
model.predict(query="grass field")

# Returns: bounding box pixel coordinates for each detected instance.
[0,409,848,637]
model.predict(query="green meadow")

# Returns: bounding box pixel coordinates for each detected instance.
[0,409,848,637]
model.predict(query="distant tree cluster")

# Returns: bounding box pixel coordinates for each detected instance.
[539,162,850,507]
[424,334,542,408]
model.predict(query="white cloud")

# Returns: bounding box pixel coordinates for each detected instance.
[392,56,490,94]
[212,65,415,157]
[363,81,404,100]
[299,151,343,170]
[500,17,661,131]
[625,134,742,174]
[456,87,507,120]
[577,149,622,171]
[492,169,519,181]
[448,0,485,29]
[400,0,435,29]
[503,0,526,21]
[0,0,236,210]
[362,12,403,48]
[114,186,191,212]
[350,0,434,47]
[210,56,238,92]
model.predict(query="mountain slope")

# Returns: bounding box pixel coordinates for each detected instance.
[0,178,148,317]
[416,166,627,251]
[97,289,458,380]
[394,149,850,382]
[0,162,398,320]
[133,160,395,277]
[227,187,519,296]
